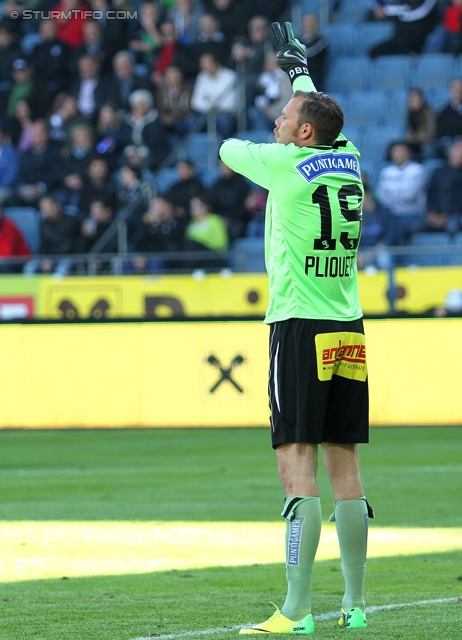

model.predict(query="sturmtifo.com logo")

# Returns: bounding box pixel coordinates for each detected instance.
[10,9,138,19]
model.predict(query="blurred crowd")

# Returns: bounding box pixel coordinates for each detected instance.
[0,0,291,274]
[0,0,462,274]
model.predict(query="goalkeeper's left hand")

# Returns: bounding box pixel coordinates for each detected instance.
[271,21,309,85]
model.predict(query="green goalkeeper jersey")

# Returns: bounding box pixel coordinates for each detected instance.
[219,81,364,324]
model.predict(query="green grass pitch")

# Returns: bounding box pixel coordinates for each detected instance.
[0,426,461,639]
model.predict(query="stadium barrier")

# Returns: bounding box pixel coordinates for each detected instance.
[0,318,460,428]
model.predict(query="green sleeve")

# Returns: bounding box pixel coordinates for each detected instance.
[293,75,317,93]
[219,139,278,189]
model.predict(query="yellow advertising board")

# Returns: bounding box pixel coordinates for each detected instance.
[0,319,460,429]
[393,265,462,313]
[0,266,460,319]
[38,274,270,319]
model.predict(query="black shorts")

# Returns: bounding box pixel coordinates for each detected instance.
[268,318,369,448]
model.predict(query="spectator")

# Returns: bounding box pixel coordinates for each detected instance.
[435,77,462,141]
[128,1,163,68]
[244,0,288,22]
[167,0,204,44]
[58,123,96,211]
[247,50,292,131]
[70,19,111,75]
[23,194,80,276]
[184,191,229,269]
[231,15,273,107]
[191,51,238,138]
[47,95,87,146]
[165,159,204,218]
[245,186,267,237]
[17,119,61,206]
[209,159,250,243]
[156,64,195,137]
[70,54,109,120]
[192,12,228,62]
[31,19,71,96]
[369,0,439,57]
[299,14,328,92]
[121,145,157,189]
[87,0,128,63]
[423,0,462,54]
[7,99,34,152]
[105,50,153,114]
[375,141,427,245]
[404,88,436,160]
[119,89,171,171]
[130,194,187,272]
[0,207,31,273]
[76,198,119,256]
[116,163,156,234]
[150,20,197,87]
[5,58,50,120]
[0,120,19,206]
[205,0,247,46]
[423,139,462,234]
[53,0,89,49]
[78,156,116,214]
[95,103,125,167]
[0,22,21,117]
[357,179,394,271]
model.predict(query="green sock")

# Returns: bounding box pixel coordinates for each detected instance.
[334,498,369,612]
[280,496,322,622]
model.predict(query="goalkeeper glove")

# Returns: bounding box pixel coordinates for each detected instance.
[271,21,309,85]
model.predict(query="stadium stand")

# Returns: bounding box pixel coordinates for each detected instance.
[355,21,396,56]
[198,165,222,190]
[336,1,370,24]
[178,132,221,169]
[451,54,462,78]
[320,23,356,58]
[426,86,451,112]
[325,56,370,92]
[412,53,455,91]
[370,55,413,91]
[383,89,408,128]
[407,232,451,267]
[451,232,462,265]
[155,167,179,195]
[359,124,405,164]
[343,90,386,128]
[231,237,266,273]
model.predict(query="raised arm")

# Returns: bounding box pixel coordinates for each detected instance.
[271,21,318,93]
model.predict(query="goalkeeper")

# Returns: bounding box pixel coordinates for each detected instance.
[219,23,374,635]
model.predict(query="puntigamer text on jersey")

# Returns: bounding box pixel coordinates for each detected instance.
[296,152,361,183]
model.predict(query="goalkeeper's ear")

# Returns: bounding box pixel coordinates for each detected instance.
[271,22,288,48]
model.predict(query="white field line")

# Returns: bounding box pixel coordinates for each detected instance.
[130,596,460,640]
[1,465,461,477]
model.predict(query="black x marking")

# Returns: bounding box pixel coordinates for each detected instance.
[206,353,245,393]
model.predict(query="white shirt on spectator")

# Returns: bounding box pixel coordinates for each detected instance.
[77,79,98,117]
[191,66,237,115]
[376,159,427,217]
